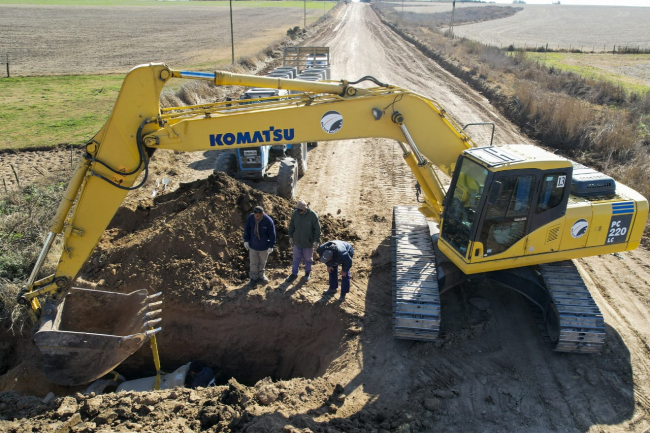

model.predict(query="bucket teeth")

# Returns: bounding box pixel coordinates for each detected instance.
[34,287,164,386]
[148,300,163,309]
[145,309,162,320]
[144,317,162,329]
[145,327,162,337]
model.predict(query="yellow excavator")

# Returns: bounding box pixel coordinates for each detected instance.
[19,63,648,386]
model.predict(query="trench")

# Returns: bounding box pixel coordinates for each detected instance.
[115,296,349,386]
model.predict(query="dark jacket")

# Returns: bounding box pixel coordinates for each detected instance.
[317,240,354,272]
[243,213,276,251]
[288,208,321,248]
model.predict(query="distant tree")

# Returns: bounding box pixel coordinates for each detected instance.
[512,0,526,3]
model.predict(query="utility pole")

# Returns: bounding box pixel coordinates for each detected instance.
[448,1,456,39]
[229,0,235,65]
[304,0,306,29]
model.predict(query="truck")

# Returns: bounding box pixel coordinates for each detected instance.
[213,64,313,199]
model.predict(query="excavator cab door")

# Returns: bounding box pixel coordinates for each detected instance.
[473,172,536,259]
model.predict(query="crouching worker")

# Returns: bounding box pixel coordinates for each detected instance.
[243,205,276,285]
[317,240,354,302]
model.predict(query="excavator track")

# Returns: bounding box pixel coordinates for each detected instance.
[391,206,440,341]
[538,261,606,353]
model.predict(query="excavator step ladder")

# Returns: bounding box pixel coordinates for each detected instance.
[392,206,441,341]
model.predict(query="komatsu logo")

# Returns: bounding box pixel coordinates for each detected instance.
[210,127,295,146]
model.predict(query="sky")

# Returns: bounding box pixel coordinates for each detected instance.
[490,0,650,5]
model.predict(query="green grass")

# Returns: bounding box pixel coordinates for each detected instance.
[0,74,124,149]
[525,52,650,95]
[0,0,336,9]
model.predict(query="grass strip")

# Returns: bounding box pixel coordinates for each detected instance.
[0,74,123,149]
[524,52,650,95]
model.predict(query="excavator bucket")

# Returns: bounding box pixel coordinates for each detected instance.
[34,288,162,386]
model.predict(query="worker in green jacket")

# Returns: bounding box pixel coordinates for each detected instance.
[286,199,321,282]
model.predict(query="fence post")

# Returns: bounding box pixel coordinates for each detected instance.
[5,54,8,78]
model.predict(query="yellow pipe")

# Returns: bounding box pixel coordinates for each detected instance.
[150,332,162,390]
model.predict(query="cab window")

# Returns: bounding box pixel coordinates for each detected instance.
[479,175,535,256]
[537,173,566,213]
[442,158,488,256]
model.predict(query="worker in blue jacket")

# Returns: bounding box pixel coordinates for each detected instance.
[243,206,276,285]
[317,240,354,302]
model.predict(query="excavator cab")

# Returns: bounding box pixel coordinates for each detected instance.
[441,146,573,266]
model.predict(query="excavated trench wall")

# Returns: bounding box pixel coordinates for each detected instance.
[120,297,349,385]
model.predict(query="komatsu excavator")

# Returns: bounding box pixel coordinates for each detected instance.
[19,63,648,386]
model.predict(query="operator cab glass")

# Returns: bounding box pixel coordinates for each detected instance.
[442,151,572,260]
[478,174,535,256]
[442,158,488,256]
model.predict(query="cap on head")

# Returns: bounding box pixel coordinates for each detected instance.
[253,206,264,214]
[295,199,308,211]
[320,249,333,263]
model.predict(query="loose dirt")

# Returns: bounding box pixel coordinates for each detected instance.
[3,3,650,432]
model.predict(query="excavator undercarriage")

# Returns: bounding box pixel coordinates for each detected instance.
[391,206,606,353]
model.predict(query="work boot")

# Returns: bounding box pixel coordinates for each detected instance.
[322,288,337,297]
[304,272,311,281]
[259,275,269,284]
[338,294,346,303]
[285,274,298,283]
[248,278,258,286]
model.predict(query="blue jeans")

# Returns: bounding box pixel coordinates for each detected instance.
[328,265,350,295]
[292,246,314,274]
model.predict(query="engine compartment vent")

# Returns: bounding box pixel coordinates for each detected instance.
[571,163,616,197]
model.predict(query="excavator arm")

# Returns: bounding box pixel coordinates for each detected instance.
[20,63,475,385]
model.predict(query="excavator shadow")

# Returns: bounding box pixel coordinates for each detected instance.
[337,233,636,429]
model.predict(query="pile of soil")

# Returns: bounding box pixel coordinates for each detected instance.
[0,171,391,432]
[79,172,359,295]
[0,173,375,432]
[0,376,406,433]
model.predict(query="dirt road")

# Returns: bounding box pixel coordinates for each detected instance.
[3,3,650,432]
[297,4,650,431]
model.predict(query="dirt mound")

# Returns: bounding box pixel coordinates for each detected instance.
[0,172,372,430]
[79,172,359,296]
[0,376,399,432]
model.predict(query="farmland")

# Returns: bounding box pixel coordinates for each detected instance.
[0,1,335,76]
[0,0,334,149]
[451,4,650,52]
[525,52,650,94]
